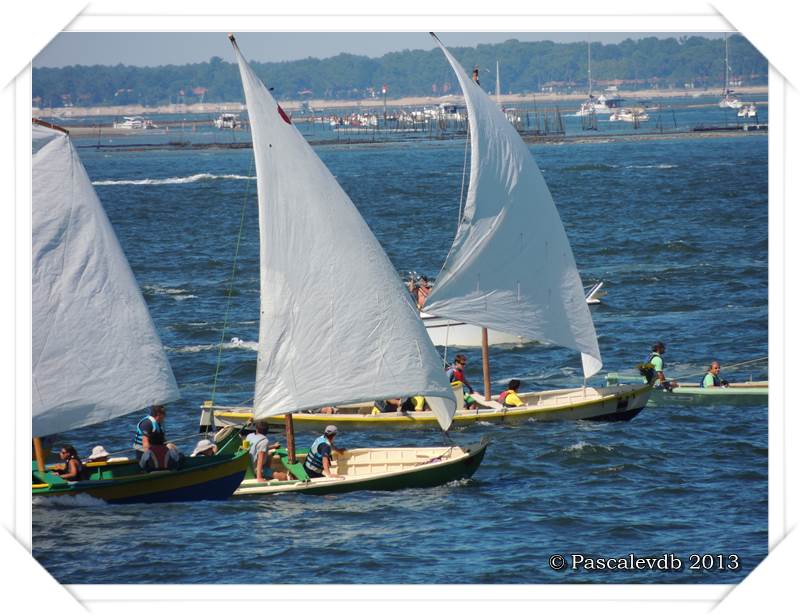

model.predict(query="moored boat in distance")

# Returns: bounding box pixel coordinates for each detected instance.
[213,112,241,128]
[737,103,757,118]
[112,115,157,129]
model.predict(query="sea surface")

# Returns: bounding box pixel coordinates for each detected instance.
[31,111,768,585]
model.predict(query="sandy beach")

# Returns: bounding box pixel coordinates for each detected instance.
[33,86,768,120]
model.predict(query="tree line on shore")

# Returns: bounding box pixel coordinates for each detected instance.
[33,35,766,108]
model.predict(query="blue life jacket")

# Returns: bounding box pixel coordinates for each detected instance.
[133,415,165,450]
[700,373,721,388]
[303,435,330,474]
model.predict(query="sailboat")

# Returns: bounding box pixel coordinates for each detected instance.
[31,119,249,503]
[208,34,650,430]
[575,41,622,117]
[719,34,743,109]
[208,35,486,495]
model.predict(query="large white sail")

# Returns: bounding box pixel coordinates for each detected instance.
[32,123,179,437]
[230,37,456,429]
[425,35,603,378]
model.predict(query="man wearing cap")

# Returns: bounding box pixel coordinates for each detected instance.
[246,422,289,482]
[303,425,345,479]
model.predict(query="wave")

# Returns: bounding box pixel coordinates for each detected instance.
[93,173,255,186]
[142,284,197,301]
[626,164,678,170]
[169,338,258,354]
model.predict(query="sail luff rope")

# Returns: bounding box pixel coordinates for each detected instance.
[209,155,255,406]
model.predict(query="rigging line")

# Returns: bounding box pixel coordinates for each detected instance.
[209,155,256,406]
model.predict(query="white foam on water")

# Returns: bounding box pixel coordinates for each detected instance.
[93,173,255,186]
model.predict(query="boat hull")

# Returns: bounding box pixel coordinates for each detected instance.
[421,312,528,347]
[606,374,768,406]
[208,383,651,430]
[32,450,250,504]
[233,440,488,496]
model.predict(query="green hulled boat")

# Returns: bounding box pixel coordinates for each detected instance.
[32,119,247,504]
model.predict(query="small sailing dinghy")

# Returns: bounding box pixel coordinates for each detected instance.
[211,36,486,496]
[32,119,249,503]
[206,34,648,432]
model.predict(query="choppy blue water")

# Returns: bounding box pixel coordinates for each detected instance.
[32,117,768,584]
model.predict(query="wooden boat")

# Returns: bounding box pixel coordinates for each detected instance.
[607,373,767,405]
[31,119,248,503]
[208,380,651,429]
[32,451,249,503]
[233,439,488,496]
[205,36,484,493]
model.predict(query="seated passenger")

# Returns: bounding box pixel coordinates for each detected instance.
[701,361,729,388]
[246,422,289,482]
[405,395,430,412]
[191,439,217,457]
[54,445,86,481]
[498,379,525,407]
[86,445,110,463]
[371,398,403,414]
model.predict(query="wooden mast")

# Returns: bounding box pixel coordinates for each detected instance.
[33,437,46,472]
[481,327,491,400]
[285,414,296,464]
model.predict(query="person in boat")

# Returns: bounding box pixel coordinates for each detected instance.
[303,425,345,479]
[641,342,676,391]
[701,361,729,388]
[54,445,86,481]
[85,445,110,463]
[133,404,167,460]
[190,439,217,457]
[407,274,432,309]
[498,379,525,407]
[447,354,478,409]
[246,422,289,482]
[133,405,180,470]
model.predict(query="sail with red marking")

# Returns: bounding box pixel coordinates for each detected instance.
[229,37,456,429]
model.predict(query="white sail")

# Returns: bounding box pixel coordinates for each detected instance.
[425,35,603,378]
[230,38,456,429]
[32,124,179,437]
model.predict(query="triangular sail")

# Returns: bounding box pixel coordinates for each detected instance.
[32,123,179,437]
[425,34,602,378]
[229,37,456,429]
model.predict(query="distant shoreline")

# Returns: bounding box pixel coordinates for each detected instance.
[33,86,769,119]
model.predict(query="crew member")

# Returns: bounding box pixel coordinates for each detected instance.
[498,379,524,407]
[303,425,345,479]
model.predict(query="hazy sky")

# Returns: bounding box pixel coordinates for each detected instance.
[34,31,725,67]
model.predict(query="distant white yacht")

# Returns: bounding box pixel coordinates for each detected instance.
[719,35,743,109]
[213,113,241,129]
[737,103,757,118]
[113,116,156,129]
[575,42,623,116]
